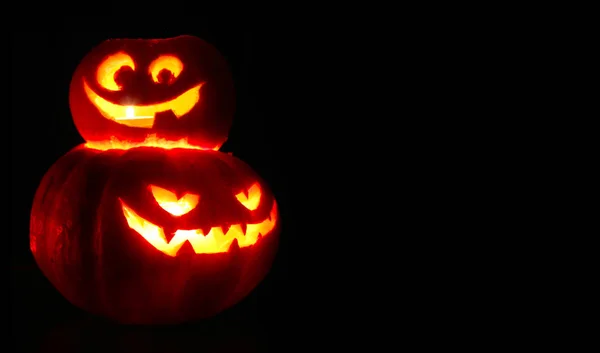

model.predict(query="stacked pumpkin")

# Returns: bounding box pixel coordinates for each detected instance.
[29,36,280,324]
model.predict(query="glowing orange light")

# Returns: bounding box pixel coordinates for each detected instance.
[149,55,184,83]
[84,81,202,128]
[149,185,199,216]
[120,200,277,256]
[85,134,221,151]
[235,183,262,211]
[96,52,135,91]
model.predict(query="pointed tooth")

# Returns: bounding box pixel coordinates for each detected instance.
[239,223,247,235]
[221,224,231,235]
[177,241,196,256]
[164,229,177,243]
[200,226,212,236]
[257,233,263,241]
[228,238,240,253]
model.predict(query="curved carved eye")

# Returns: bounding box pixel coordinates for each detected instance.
[235,183,261,211]
[149,55,183,84]
[149,185,199,216]
[96,52,135,91]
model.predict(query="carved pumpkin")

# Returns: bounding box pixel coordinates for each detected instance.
[30,146,280,324]
[30,35,280,324]
[69,35,235,150]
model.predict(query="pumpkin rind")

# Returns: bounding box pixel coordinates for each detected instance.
[30,145,280,324]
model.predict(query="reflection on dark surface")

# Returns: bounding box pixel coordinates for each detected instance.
[37,318,263,352]
[11,264,283,352]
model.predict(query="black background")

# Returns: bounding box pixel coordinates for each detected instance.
[9,22,398,352]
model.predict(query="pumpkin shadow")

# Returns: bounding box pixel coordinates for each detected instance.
[37,308,267,353]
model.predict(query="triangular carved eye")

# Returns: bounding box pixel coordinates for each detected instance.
[235,183,261,211]
[149,185,200,216]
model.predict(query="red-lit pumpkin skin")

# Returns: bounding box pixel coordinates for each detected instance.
[30,146,280,324]
[69,35,235,150]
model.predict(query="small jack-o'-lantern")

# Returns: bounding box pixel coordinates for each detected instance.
[30,147,280,324]
[69,35,235,149]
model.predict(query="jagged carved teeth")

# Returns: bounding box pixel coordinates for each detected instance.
[121,201,277,256]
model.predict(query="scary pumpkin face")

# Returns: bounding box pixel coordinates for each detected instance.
[30,146,280,324]
[115,154,278,257]
[121,182,276,256]
[69,35,235,149]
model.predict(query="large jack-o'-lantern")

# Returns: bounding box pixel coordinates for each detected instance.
[30,36,280,325]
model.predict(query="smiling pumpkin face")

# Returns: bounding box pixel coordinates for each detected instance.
[69,35,235,150]
[30,146,280,324]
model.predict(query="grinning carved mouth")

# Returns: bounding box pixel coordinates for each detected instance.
[83,81,202,128]
[120,200,278,256]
